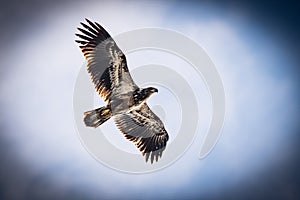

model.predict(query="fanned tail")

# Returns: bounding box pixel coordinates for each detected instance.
[83,106,112,128]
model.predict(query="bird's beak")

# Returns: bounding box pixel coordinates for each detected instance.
[151,88,158,93]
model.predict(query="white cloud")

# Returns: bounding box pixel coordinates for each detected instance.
[0,1,298,199]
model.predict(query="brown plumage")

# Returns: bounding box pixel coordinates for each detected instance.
[75,19,169,163]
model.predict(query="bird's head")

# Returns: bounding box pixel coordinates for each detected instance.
[141,87,158,99]
[147,87,158,94]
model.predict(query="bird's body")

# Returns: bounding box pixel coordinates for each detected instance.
[75,19,169,163]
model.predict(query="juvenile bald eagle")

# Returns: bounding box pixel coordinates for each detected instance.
[75,19,169,163]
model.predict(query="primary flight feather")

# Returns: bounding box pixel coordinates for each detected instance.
[75,19,169,163]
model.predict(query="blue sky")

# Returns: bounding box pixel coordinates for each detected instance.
[0,1,299,199]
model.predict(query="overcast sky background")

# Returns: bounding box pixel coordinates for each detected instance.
[0,0,299,199]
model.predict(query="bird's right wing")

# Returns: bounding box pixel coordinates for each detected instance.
[75,19,138,102]
[114,103,169,163]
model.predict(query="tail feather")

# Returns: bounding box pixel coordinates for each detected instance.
[84,106,112,128]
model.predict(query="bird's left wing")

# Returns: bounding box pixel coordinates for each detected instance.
[114,103,169,163]
[75,19,138,102]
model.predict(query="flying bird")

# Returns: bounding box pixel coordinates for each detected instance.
[75,19,169,163]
